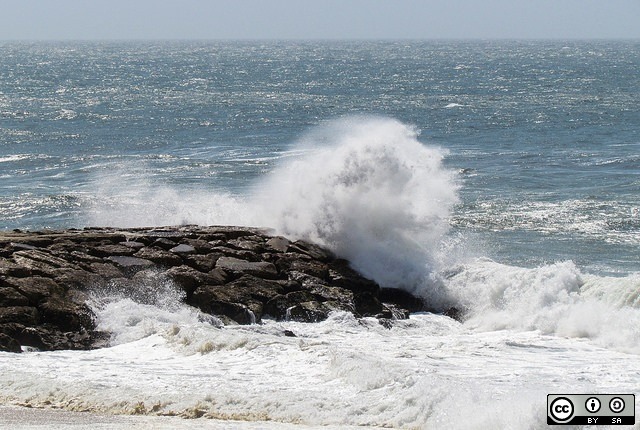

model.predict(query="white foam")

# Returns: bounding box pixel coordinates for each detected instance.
[84,116,460,298]
[443,259,640,353]
[254,116,460,294]
[1,311,638,429]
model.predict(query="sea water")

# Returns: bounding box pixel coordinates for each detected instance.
[0,41,639,429]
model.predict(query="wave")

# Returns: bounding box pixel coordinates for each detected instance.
[253,116,460,293]
[443,259,640,352]
[82,116,640,352]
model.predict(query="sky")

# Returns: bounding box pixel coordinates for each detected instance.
[0,0,639,41]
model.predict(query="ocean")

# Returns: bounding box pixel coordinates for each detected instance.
[0,40,639,428]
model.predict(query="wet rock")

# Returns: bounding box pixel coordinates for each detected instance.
[263,291,317,320]
[0,306,40,325]
[0,333,22,353]
[2,277,64,304]
[288,301,333,322]
[153,238,178,250]
[379,288,425,313]
[169,244,196,255]
[106,256,154,270]
[90,244,138,257]
[183,254,220,272]
[0,287,30,307]
[216,256,278,279]
[39,297,95,332]
[265,237,290,253]
[0,225,425,351]
[134,248,183,267]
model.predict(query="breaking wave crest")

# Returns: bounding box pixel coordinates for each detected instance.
[254,116,460,294]
[84,116,640,352]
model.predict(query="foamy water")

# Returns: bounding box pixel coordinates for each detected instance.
[1,41,639,428]
[2,117,640,429]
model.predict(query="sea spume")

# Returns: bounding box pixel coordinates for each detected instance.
[443,259,640,352]
[85,116,640,352]
[253,116,460,296]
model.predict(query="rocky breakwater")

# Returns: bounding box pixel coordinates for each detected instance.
[0,226,424,353]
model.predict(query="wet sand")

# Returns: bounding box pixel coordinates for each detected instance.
[0,405,375,429]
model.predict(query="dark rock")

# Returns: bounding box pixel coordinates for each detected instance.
[190,275,284,324]
[2,277,64,304]
[212,246,260,261]
[119,241,146,250]
[353,291,383,316]
[39,298,94,332]
[90,244,138,257]
[0,225,428,351]
[288,301,332,322]
[12,249,77,276]
[134,248,183,267]
[191,285,261,325]
[379,288,425,313]
[283,330,296,337]
[153,238,178,250]
[289,240,334,262]
[53,268,106,290]
[443,306,463,321]
[106,256,154,270]
[184,254,220,272]
[227,238,264,252]
[0,286,30,307]
[216,256,278,279]
[0,333,22,353]
[180,239,215,253]
[0,257,31,277]
[328,261,379,294]
[169,244,196,255]
[166,265,226,298]
[265,237,290,253]
[9,242,38,252]
[263,291,316,320]
[88,262,124,278]
[0,306,40,325]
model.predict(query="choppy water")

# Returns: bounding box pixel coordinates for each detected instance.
[0,41,639,428]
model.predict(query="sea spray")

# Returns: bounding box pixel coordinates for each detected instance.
[254,116,460,297]
[89,269,221,346]
[443,259,640,352]
[85,116,461,301]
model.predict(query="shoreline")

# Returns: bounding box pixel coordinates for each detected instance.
[0,405,386,429]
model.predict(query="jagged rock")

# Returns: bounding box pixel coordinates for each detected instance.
[153,238,178,250]
[0,286,30,307]
[0,333,22,353]
[170,244,196,255]
[183,254,220,272]
[0,225,427,352]
[287,301,333,322]
[166,265,227,298]
[0,306,40,325]
[106,256,154,270]
[263,291,317,320]
[265,237,290,253]
[2,277,64,304]
[134,248,183,267]
[216,256,278,279]
[379,288,424,313]
[39,297,94,332]
[90,244,138,257]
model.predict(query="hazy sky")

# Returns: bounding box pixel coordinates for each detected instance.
[1,0,639,40]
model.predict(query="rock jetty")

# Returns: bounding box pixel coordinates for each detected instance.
[0,226,424,353]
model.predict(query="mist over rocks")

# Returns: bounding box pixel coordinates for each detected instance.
[0,225,427,353]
